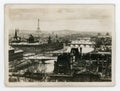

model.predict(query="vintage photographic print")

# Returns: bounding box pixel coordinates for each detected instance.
[5,4,115,86]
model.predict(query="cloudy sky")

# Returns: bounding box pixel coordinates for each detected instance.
[5,5,115,33]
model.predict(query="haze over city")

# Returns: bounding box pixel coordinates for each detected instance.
[5,5,114,34]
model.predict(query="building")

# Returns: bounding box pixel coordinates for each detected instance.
[9,46,23,61]
[65,37,95,53]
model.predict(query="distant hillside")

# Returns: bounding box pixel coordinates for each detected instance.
[9,29,110,39]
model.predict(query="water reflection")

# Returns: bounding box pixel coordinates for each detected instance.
[35,60,55,73]
[35,47,94,73]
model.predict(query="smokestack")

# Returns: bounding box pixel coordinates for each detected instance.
[80,47,82,60]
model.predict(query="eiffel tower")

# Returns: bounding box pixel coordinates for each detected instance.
[36,18,41,37]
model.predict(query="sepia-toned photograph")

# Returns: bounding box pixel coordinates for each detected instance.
[4,4,115,86]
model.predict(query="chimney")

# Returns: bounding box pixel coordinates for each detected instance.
[80,47,82,60]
